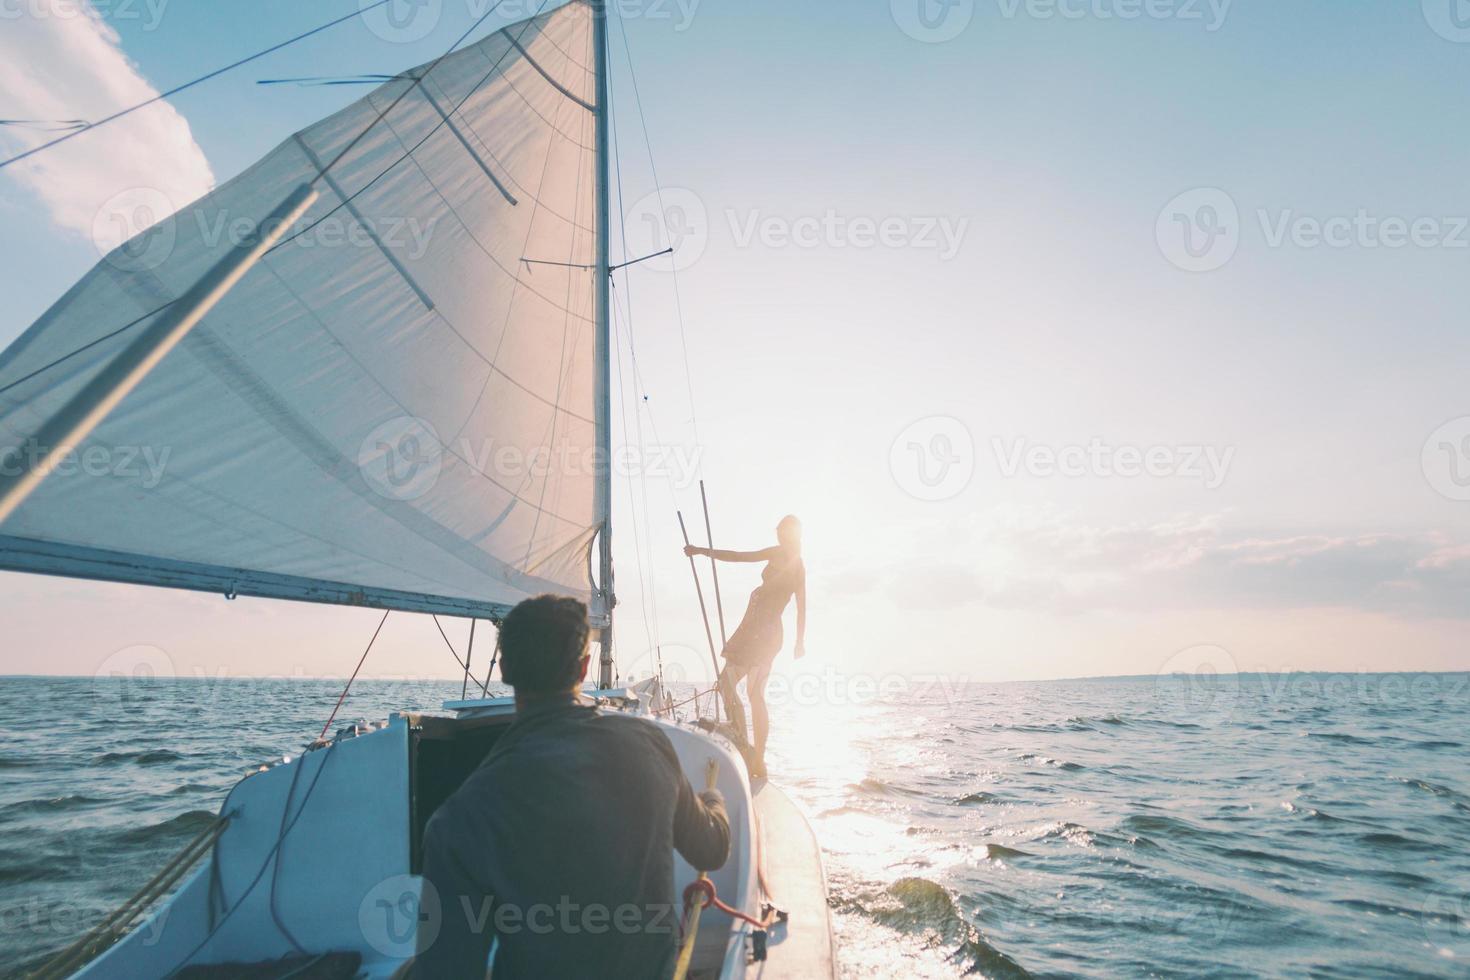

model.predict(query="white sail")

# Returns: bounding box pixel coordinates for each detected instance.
[0,1,607,622]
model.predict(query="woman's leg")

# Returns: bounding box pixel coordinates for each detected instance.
[717,661,749,741]
[748,661,773,776]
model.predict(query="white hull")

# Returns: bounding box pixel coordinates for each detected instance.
[70,701,832,979]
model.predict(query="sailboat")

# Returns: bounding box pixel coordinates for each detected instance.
[0,1,834,977]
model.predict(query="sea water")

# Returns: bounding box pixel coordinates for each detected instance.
[1,673,1466,977]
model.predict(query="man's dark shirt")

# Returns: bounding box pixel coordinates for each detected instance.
[415,695,731,979]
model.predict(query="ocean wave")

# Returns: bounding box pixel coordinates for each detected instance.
[1397,777,1470,811]
[1306,731,1377,746]
[977,843,1033,861]
[1065,714,1128,730]
[1120,813,1224,845]
[0,853,74,885]
[1,795,106,815]
[93,749,184,766]
[844,877,1032,979]
[109,810,216,845]
[956,790,1003,806]
[851,777,933,801]
[1357,831,1436,853]
[1018,754,1085,772]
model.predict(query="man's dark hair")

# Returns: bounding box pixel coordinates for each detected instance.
[497,595,590,696]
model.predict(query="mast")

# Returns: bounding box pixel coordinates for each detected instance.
[592,0,616,689]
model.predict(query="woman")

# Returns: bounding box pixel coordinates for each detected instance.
[684,514,806,779]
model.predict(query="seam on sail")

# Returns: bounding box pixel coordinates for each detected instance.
[507,35,596,112]
[135,327,594,591]
[519,64,593,573]
[293,135,436,311]
[423,72,594,233]
[522,3,596,77]
[444,8,597,457]
[258,255,595,446]
[410,77,520,206]
[323,110,601,422]
[269,7,586,257]
[362,78,601,334]
[468,43,596,150]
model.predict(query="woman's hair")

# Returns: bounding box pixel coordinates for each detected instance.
[777,514,802,549]
[497,594,590,695]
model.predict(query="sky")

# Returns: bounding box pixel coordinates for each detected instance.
[0,0,1467,688]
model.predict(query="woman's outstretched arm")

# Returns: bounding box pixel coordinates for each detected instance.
[683,545,781,563]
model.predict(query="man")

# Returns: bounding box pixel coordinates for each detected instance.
[413,595,731,979]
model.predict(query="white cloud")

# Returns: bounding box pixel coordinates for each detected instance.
[850,514,1470,620]
[0,0,213,251]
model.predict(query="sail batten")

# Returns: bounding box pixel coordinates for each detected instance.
[0,1,607,623]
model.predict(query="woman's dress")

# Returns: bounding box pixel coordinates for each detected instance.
[721,555,804,670]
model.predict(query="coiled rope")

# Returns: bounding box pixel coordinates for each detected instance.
[28,815,231,980]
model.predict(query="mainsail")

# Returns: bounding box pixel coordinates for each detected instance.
[0,1,609,624]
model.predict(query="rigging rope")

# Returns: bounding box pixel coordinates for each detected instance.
[0,0,553,420]
[319,609,389,741]
[169,741,343,975]
[462,619,477,700]
[432,613,469,673]
[613,13,703,458]
[656,683,719,715]
[479,633,501,697]
[606,10,667,690]
[0,0,400,171]
[28,816,230,980]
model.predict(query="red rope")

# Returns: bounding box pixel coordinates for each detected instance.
[319,610,390,740]
[681,878,778,932]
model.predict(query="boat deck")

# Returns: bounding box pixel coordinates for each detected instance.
[749,780,836,980]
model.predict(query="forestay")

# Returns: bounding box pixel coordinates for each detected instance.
[0,1,607,623]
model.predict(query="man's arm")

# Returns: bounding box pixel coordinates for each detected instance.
[654,733,731,871]
[412,807,496,979]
